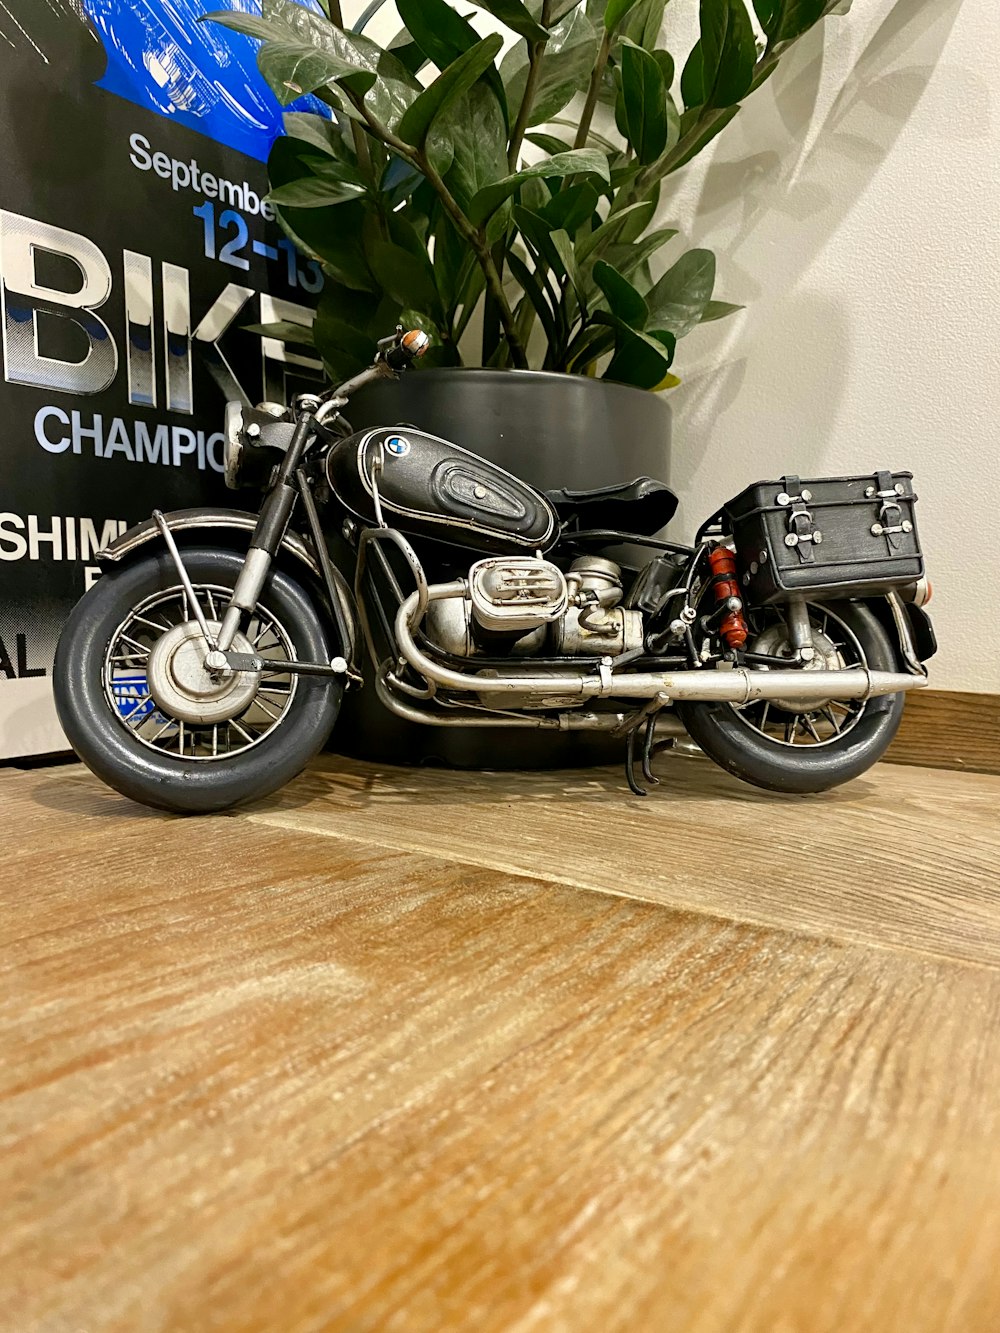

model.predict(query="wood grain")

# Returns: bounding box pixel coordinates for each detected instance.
[2,760,1000,1332]
[243,751,1000,969]
[887,688,1000,775]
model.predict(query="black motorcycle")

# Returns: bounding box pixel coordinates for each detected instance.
[54,327,935,812]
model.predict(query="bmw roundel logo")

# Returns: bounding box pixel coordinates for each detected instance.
[385,434,411,458]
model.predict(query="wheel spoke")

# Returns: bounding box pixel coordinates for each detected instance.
[121,691,151,722]
[119,632,152,655]
[803,714,823,743]
[229,718,256,745]
[254,696,282,723]
[150,715,176,745]
[821,706,842,734]
[132,613,171,634]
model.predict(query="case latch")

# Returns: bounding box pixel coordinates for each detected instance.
[866,470,913,550]
[777,476,822,563]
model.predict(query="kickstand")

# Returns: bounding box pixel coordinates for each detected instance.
[621,690,671,797]
[625,727,647,797]
[641,714,660,787]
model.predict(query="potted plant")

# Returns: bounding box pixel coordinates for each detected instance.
[205,0,850,490]
[203,0,852,768]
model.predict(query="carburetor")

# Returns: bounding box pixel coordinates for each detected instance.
[552,556,644,656]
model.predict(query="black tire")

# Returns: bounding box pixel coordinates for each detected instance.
[676,600,905,794]
[54,546,343,814]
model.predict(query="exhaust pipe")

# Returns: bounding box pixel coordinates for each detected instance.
[396,584,927,708]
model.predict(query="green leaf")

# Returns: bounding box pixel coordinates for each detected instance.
[525,131,575,156]
[699,0,757,107]
[469,148,610,224]
[208,7,422,129]
[501,7,599,127]
[593,260,648,329]
[268,175,367,207]
[752,0,779,26]
[241,319,316,347]
[282,112,352,161]
[605,328,676,388]
[514,206,569,277]
[604,0,643,30]
[652,49,675,89]
[256,42,370,105]
[621,0,668,49]
[576,200,652,261]
[268,136,375,288]
[699,299,744,323]
[646,248,716,336]
[550,228,586,303]
[202,10,290,44]
[396,0,479,70]
[540,182,600,235]
[507,251,561,351]
[439,84,509,209]
[618,39,668,164]
[680,40,705,109]
[667,104,740,174]
[550,0,587,18]
[366,239,443,320]
[766,0,826,42]
[597,227,678,286]
[398,35,504,147]
[466,0,550,43]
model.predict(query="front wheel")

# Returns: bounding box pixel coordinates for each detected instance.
[676,599,905,794]
[54,545,343,813]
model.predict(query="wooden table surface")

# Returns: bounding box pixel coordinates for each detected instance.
[2,752,999,1332]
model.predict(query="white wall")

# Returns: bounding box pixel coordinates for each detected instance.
[657,0,998,692]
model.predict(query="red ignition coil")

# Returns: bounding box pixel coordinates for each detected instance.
[707,546,749,650]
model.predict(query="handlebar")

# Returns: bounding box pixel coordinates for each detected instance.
[316,328,432,420]
[383,327,432,371]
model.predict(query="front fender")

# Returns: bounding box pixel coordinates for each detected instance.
[98,507,359,662]
[97,507,322,578]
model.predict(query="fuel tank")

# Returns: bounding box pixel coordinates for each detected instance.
[326,426,559,555]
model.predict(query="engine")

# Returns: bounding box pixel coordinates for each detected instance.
[424,556,645,665]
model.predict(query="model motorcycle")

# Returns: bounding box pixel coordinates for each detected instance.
[54,327,935,812]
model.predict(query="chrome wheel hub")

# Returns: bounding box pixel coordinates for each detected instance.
[748,623,844,712]
[147,619,260,726]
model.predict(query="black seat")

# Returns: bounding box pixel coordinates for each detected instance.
[545,477,678,536]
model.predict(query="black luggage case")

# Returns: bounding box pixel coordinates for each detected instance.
[723,470,924,605]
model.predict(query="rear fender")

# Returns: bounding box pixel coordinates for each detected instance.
[868,592,937,672]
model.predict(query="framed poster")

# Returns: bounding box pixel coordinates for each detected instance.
[0,0,325,757]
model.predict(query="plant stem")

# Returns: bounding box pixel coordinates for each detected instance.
[324,0,375,183]
[352,100,529,369]
[507,0,554,171]
[574,26,612,150]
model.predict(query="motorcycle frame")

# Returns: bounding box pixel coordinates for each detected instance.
[97,397,930,740]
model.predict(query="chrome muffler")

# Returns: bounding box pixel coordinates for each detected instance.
[396,584,927,709]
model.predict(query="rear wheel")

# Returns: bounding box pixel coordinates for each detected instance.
[54,546,342,813]
[676,599,905,793]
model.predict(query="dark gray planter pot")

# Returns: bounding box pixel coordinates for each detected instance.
[331,368,673,770]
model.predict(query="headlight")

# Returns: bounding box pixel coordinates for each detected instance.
[223,401,245,490]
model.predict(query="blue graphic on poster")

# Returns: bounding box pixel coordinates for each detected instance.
[82,0,330,161]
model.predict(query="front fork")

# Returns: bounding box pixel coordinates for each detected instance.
[212,412,314,655]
